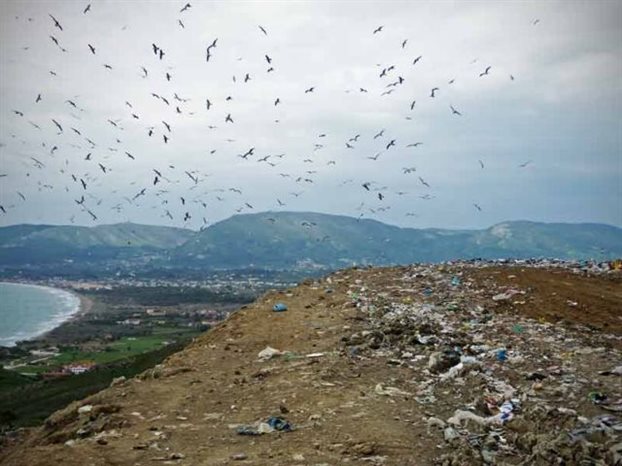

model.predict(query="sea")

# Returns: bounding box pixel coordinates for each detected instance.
[0,282,81,347]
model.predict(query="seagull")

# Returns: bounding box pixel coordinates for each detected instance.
[373,25,383,34]
[519,160,533,168]
[367,153,381,161]
[533,19,540,25]
[35,93,42,103]
[180,3,191,12]
[362,182,371,191]
[225,113,233,123]
[49,14,63,31]
[450,105,462,116]
[206,98,212,110]
[52,119,63,132]
[178,19,185,28]
[274,98,280,106]
[386,139,396,150]
[478,160,484,169]
[305,87,315,93]
[401,39,408,48]
[83,4,91,14]
[88,44,95,54]
[418,176,430,188]
[259,25,268,35]
[410,100,416,110]
[479,66,491,77]
[373,129,385,139]
[412,55,422,65]
[430,87,439,98]
[473,203,482,212]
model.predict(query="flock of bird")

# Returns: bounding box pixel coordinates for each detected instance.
[0,3,540,229]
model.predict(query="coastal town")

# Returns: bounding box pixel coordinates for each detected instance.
[0,272,299,429]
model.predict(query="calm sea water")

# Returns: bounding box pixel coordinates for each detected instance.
[0,282,80,347]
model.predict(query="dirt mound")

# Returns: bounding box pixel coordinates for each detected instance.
[1,263,621,465]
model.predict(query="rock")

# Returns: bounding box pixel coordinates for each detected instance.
[77,405,93,414]
[110,376,126,387]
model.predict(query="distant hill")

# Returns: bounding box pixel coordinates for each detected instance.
[1,213,620,273]
[172,212,622,269]
[0,222,194,266]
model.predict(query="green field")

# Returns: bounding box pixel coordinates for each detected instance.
[0,340,191,428]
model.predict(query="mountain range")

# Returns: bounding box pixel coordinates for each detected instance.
[0,212,620,275]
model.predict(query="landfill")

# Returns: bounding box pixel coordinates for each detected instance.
[1,259,620,465]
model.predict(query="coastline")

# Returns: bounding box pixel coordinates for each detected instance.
[0,282,84,347]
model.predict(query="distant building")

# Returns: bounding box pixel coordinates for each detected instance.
[63,361,96,375]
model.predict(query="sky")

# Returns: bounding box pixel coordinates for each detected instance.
[0,0,620,231]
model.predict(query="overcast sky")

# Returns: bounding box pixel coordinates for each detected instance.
[0,0,620,230]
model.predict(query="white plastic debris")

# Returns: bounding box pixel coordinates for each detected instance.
[374,383,411,397]
[257,346,283,361]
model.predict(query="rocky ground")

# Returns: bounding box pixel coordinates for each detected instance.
[1,261,621,465]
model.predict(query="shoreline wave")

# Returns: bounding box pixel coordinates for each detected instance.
[0,282,81,347]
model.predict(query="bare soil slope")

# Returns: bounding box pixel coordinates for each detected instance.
[2,264,621,465]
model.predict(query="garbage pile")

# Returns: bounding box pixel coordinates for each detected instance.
[338,261,622,465]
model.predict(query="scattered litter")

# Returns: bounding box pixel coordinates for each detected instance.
[374,383,411,397]
[272,302,288,312]
[257,346,283,361]
[235,416,293,436]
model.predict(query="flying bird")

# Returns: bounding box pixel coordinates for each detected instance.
[88,44,95,54]
[304,87,315,93]
[52,119,63,132]
[49,14,63,31]
[412,55,422,65]
[373,25,383,34]
[430,87,439,98]
[225,113,233,123]
[35,93,42,103]
[473,203,482,212]
[479,66,491,77]
[258,25,268,35]
[450,105,462,116]
[180,3,191,13]
[83,4,91,14]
